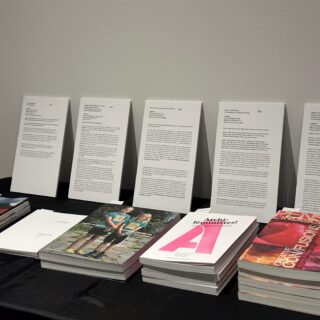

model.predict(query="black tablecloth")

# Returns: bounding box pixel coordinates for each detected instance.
[0,178,317,320]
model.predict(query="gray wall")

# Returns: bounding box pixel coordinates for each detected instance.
[1,0,320,206]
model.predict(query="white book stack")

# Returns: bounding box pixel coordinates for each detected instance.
[0,209,85,258]
[140,211,258,295]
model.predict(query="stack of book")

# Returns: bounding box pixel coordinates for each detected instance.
[39,204,180,280]
[0,196,30,228]
[238,209,320,316]
[140,211,258,295]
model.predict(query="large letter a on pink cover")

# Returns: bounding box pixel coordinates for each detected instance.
[160,223,223,254]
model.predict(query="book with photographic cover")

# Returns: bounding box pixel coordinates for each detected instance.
[238,209,320,282]
[39,203,180,280]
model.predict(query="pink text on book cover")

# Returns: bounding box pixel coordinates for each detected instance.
[160,223,223,254]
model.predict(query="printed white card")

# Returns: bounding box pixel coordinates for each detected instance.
[133,100,202,213]
[68,98,130,203]
[295,103,320,212]
[11,96,69,197]
[210,102,285,222]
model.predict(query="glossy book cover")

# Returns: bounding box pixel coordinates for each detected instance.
[240,210,320,272]
[41,204,179,266]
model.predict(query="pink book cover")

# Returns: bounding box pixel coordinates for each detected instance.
[240,210,320,272]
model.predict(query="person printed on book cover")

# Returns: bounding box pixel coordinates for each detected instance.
[64,206,134,255]
[84,213,152,259]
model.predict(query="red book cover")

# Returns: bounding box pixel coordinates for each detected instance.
[240,210,320,272]
[0,197,27,215]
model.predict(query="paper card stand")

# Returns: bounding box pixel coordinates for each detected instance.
[210,101,285,223]
[133,99,202,213]
[68,98,130,203]
[295,103,320,213]
[11,96,69,197]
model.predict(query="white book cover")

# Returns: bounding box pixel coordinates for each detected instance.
[140,211,256,265]
[0,209,85,257]
[11,96,69,197]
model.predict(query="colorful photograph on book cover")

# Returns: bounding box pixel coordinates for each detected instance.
[254,221,310,248]
[240,211,320,272]
[0,197,27,214]
[45,204,178,265]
